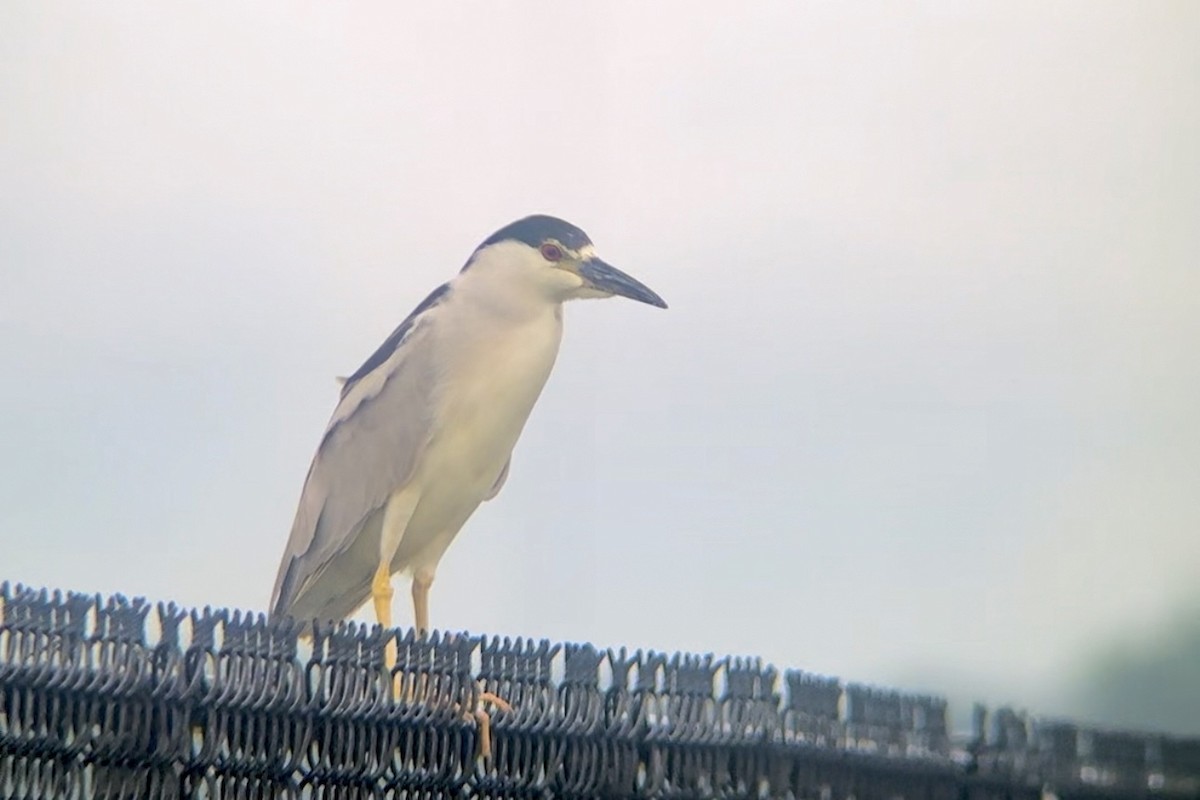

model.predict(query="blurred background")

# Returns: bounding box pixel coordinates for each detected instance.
[2,2,1197,735]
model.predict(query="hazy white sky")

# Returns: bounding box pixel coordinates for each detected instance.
[2,2,1197,723]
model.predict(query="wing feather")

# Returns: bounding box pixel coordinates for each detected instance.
[270,286,449,618]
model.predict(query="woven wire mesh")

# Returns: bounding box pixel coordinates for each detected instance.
[1,582,1197,799]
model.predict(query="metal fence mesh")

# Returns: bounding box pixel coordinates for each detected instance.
[1,582,1197,799]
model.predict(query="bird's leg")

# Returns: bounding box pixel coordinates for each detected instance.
[371,562,396,670]
[411,571,432,635]
[376,489,419,674]
[396,570,433,704]
[408,569,509,760]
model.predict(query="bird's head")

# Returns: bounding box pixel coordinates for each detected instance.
[462,214,668,309]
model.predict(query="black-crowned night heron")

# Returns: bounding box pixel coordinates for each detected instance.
[270,214,666,641]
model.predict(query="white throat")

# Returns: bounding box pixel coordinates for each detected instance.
[453,240,585,319]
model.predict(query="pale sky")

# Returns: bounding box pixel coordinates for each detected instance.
[2,2,1198,726]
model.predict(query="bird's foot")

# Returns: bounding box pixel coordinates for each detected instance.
[383,680,511,761]
[381,657,510,761]
[469,690,513,762]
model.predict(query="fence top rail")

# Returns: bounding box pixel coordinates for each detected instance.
[2,580,1197,799]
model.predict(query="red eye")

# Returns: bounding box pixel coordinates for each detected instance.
[540,243,563,262]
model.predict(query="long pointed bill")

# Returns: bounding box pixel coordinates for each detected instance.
[578,258,668,308]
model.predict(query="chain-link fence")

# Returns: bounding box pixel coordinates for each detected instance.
[1,582,1197,799]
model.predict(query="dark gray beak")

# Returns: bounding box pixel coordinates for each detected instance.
[579,258,668,309]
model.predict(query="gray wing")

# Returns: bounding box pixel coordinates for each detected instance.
[270,288,447,619]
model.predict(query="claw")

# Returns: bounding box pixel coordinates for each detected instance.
[471,691,513,761]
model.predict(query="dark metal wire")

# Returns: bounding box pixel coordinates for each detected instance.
[1,582,1196,799]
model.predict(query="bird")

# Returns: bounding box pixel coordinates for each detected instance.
[270,214,667,641]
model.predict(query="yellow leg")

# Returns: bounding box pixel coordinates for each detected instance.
[372,562,396,670]
[382,569,512,761]
[411,572,432,634]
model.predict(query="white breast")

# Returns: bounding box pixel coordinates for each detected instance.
[394,292,564,570]
[428,305,563,489]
